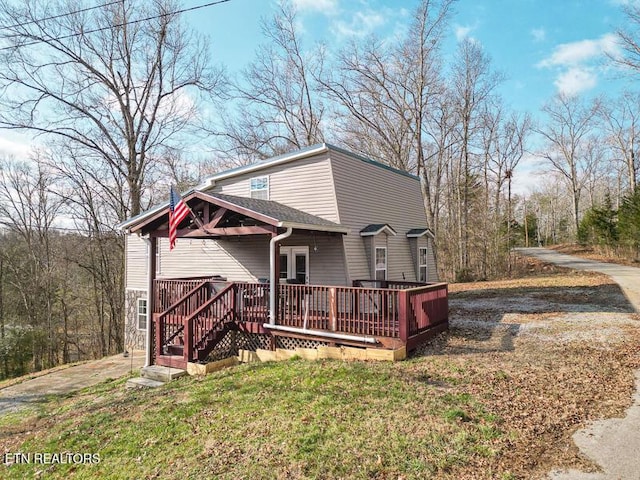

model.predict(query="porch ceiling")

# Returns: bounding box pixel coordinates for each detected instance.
[129,191,348,238]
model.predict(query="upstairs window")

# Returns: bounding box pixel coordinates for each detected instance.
[250,176,269,200]
[418,247,428,282]
[375,247,387,280]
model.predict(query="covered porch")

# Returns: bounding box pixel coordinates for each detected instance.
[128,191,448,368]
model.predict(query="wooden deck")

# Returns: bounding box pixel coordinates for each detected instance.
[152,278,448,368]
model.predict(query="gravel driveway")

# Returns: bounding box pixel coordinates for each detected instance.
[514,248,640,480]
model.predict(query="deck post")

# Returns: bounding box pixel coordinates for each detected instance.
[398,290,408,344]
[329,287,337,331]
[184,314,192,364]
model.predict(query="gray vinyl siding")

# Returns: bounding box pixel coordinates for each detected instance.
[155,233,346,285]
[281,232,347,286]
[209,152,340,223]
[126,235,148,290]
[157,236,271,281]
[124,146,437,290]
[329,150,429,283]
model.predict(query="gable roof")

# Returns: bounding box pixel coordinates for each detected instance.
[121,191,348,235]
[406,228,435,239]
[359,224,397,236]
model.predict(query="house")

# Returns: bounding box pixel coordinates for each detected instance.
[119,144,447,369]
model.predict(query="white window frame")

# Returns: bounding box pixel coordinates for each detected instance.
[250,176,269,200]
[375,246,387,280]
[137,298,148,330]
[418,247,428,282]
[279,246,309,284]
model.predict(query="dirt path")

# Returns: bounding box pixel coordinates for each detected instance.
[515,248,640,480]
[0,350,145,416]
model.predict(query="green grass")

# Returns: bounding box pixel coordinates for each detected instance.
[0,359,504,480]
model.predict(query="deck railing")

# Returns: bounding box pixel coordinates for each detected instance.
[401,283,449,337]
[153,278,448,363]
[187,283,236,362]
[154,277,219,313]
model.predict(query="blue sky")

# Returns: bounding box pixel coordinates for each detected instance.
[0,0,634,194]
[185,0,632,115]
[181,0,634,192]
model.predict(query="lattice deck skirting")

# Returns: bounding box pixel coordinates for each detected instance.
[276,336,328,350]
[204,331,272,363]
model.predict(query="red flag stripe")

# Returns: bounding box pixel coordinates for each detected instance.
[169,187,190,250]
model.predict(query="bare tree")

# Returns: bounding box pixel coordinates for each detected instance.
[481,105,531,274]
[612,2,640,74]
[448,37,503,276]
[536,94,600,235]
[599,91,640,192]
[0,157,64,369]
[215,1,324,163]
[0,0,223,219]
[321,0,454,229]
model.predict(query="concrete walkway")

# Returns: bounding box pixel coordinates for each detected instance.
[515,248,640,480]
[0,350,145,416]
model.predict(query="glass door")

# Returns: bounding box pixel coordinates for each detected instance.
[279,247,309,284]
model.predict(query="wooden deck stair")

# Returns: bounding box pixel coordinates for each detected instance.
[156,281,236,368]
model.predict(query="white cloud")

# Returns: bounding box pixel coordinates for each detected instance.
[292,0,339,15]
[332,10,386,38]
[537,33,619,68]
[0,133,33,159]
[454,24,473,41]
[537,33,620,95]
[511,153,546,195]
[531,27,546,43]
[554,67,598,96]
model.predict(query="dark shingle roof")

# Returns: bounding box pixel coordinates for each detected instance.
[406,228,435,238]
[359,224,397,236]
[202,192,347,233]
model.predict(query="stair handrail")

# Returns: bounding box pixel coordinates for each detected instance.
[156,280,212,357]
[158,281,210,318]
[185,283,236,362]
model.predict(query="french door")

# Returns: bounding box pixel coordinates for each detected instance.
[279,246,309,284]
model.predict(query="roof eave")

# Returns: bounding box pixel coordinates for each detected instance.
[406,229,435,239]
[279,221,348,234]
[204,144,329,189]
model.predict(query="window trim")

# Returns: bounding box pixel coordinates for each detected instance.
[418,247,428,283]
[250,176,270,200]
[374,246,387,280]
[137,298,148,331]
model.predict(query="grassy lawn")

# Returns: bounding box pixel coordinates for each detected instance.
[1,269,639,479]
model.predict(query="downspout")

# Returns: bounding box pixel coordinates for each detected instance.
[269,227,293,325]
[142,235,153,368]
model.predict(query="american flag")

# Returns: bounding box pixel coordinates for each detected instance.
[169,186,190,250]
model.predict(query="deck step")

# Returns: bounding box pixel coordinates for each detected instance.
[141,365,187,382]
[126,377,165,389]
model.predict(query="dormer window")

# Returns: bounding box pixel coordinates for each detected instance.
[250,176,269,200]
